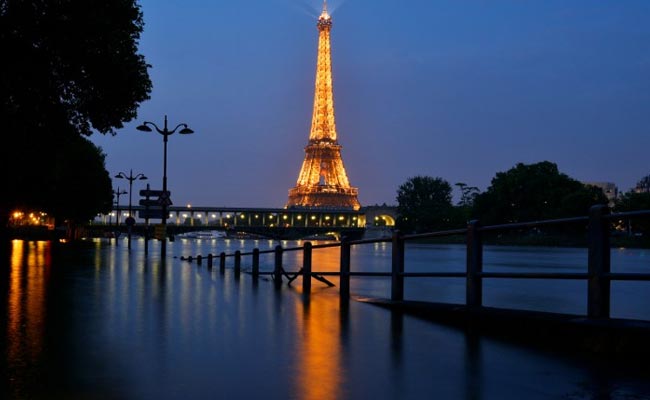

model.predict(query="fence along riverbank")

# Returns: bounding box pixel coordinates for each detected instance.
[182,205,650,357]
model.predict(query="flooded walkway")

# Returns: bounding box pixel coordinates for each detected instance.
[2,239,650,399]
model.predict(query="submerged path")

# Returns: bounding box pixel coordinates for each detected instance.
[2,239,650,399]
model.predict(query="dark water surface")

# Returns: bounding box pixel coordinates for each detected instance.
[2,238,649,399]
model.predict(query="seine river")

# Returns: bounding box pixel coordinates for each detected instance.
[2,238,649,399]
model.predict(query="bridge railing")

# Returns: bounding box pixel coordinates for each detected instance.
[185,205,650,320]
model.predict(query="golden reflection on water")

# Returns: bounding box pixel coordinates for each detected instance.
[8,240,50,366]
[294,245,345,400]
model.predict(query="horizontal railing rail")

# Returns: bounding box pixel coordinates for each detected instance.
[183,205,650,320]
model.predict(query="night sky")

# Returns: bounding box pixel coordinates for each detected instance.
[91,0,650,208]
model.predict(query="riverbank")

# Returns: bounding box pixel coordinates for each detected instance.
[360,298,650,365]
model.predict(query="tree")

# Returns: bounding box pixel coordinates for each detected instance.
[50,136,113,224]
[454,182,480,225]
[1,0,152,229]
[455,182,480,208]
[615,191,650,234]
[396,176,454,233]
[634,174,650,193]
[473,161,607,225]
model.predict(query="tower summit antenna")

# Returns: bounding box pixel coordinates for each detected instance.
[320,0,330,20]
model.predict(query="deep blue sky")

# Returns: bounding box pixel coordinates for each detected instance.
[91,0,650,208]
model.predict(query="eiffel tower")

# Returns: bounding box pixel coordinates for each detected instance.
[286,1,361,210]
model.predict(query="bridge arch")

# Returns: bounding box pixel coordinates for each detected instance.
[361,205,398,227]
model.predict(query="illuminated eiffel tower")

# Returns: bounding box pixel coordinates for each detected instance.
[287,1,360,210]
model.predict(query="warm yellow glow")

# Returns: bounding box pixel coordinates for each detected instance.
[196,214,202,218]
[338,216,344,220]
[286,7,360,210]
[293,245,343,399]
[297,215,303,220]
[182,213,188,218]
[212,214,217,218]
[8,240,50,369]
[324,216,330,220]
[283,215,288,220]
[311,216,317,220]
[187,204,192,208]
[240,214,245,219]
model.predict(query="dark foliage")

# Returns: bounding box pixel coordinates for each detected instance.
[473,161,608,226]
[396,176,454,233]
[1,0,152,224]
[615,192,650,234]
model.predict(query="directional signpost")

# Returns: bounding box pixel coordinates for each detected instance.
[138,189,171,220]
[139,185,172,256]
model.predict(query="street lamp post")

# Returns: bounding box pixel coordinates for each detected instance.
[113,187,127,245]
[115,169,148,250]
[136,115,194,258]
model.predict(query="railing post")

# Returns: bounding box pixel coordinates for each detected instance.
[274,245,283,289]
[235,250,241,278]
[340,238,351,302]
[207,253,213,270]
[252,248,260,281]
[303,242,312,294]
[197,255,202,266]
[588,205,610,318]
[219,252,226,275]
[466,220,483,309]
[391,231,405,301]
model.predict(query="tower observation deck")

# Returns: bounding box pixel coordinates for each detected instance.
[286,1,361,210]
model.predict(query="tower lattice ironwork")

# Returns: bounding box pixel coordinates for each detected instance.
[286,1,360,210]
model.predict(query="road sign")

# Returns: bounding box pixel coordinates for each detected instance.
[139,209,164,220]
[154,224,166,240]
[158,191,173,206]
[125,216,136,226]
[140,189,170,198]
[139,199,161,207]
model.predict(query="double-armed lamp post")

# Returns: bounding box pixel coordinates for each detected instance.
[112,187,127,230]
[136,115,194,258]
[115,169,148,250]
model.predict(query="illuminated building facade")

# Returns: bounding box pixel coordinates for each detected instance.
[286,1,361,210]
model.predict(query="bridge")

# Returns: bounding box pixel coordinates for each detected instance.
[89,205,396,240]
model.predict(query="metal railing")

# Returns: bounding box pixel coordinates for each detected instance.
[185,205,650,319]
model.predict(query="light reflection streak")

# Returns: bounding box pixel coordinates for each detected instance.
[7,240,50,372]
[293,245,346,400]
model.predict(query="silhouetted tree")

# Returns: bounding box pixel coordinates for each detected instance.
[634,175,650,193]
[615,191,650,234]
[1,0,152,230]
[455,182,480,208]
[473,161,607,225]
[396,176,454,233]
[454,182,480,225]
[50,136,113,224]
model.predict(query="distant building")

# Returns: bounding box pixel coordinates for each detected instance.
[585,182,618,207]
